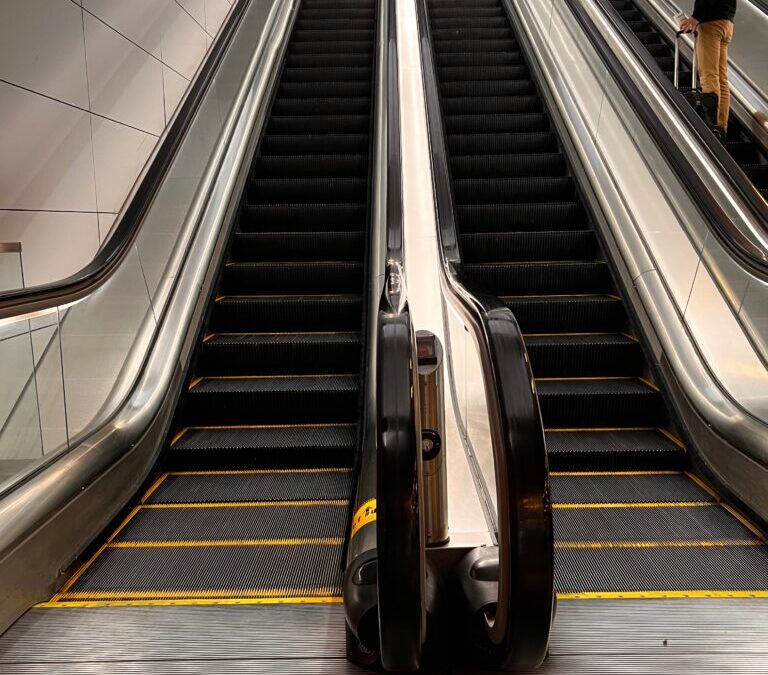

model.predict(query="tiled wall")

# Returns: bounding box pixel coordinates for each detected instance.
[0,0,234,289]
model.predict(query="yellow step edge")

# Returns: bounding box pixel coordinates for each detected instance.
[108,537,344,549]
[557,590,768,600]
[51,587,341,602]
[499,293,622,300]
[545,427,656,432]
[216,293,359,300]
[208,331,358,337]
[36,596,344,609]
[556,539,763,550]
[553,501,714,509]
[192,373,357,381]
[169,468,352,476]
[536,376,638,382]
[549,470,681,477]
[140,499,348,509]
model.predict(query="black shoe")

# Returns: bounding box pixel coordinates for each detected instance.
[712,125,727,142]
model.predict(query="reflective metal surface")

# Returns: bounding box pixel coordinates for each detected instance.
[0,0,294,633]
[513,0,768,519]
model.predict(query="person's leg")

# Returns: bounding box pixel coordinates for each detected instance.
[717,21,734,130]
[696,21,721,99]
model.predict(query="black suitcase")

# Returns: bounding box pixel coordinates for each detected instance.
[675,30,719,129]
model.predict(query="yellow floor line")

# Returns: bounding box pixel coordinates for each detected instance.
[141,499,348,509]
[553,501,714,509]
[108,537,343,549]
[140,474,170,504]
[550,470,680,477]
[36,596,344,608]
[557,590,768,600]
[556,539,763,550]
[170,467,352,476]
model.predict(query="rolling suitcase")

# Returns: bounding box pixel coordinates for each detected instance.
[674,29,719,129]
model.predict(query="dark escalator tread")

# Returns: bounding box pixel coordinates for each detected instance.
[546,429,685,471]
[436,52,524,69]
[186,375,360,425]
[147,469,354,504]
[536,378,664,428]
[464,260,611,295]
[259,133,369,156]
[503,295,627,333]
[253,154,369,177]
[212,295,363,332]
[450,152,564,178]
[222,261,363,294]
[549,472,713,505]
[60,544,345,600]
[460,231,596,262]
[232,231,365,262]
[248,177,367,203]
[169,425,357,470]
[199,332,362,376]
[453,176,574,203]
[456,202,585,232]
[289,40,373,55]
[555,545,768,594]
[114,502,349,543]
[524,333,643,377]
[240,203,367,231]
[554,504,759,544]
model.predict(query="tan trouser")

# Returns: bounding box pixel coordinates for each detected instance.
[696,19,734,130]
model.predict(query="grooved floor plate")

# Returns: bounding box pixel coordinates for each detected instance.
[60,544,344,599]
[113,502,349,543]
[549,473,713,504]
[148,470,353,503]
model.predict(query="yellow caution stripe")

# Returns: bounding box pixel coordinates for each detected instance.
[558,590,768,600]
[49,586,341,603]
[108,537,343,549]
[140,499,348,509]
[556,539,763,550]
[36,596,344,608]
[554,501,714,509]
[351,499,376,537]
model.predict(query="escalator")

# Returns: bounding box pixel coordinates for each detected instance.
[607,0,768,200]
[43,0,376,606]
[423,0,768,601]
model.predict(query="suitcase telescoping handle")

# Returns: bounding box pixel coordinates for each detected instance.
[674,29,698,90]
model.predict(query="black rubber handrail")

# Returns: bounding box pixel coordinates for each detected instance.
[376,0,426,669]
[0,0,249,321]
[416,0,554,668]
[568,0,768,280]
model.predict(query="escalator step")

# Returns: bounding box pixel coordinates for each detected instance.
[240,203,367,231]
[465,260,610,295]
[441,79,536,96]
[232,231,365,262]
[148,469,354,504]
[434,39,524,55]
[295,18,374,30]
[554,504,758,544]
[299,8,375,19]
[428,0,499,7]
[270,96,371,115]
[266,115,370,134]
[438,65,529,82]
[451,152,563,177]
[429,7,505,18]
[186,375,360,425]
[555,545,768,594]
[448,132,557,155]
[199,332,361,376]
[525,333,643,377]
[445,112,548,134]
[260,133,369,155]
[280,67,372,83]
[247,177,367,204]
[430,16,509,28]
[453,176,574,203]
[211,295,363,333]
[169,425,357,470]
[456,201,587,233]
[549,472,711,504]
[253,154,368,178]
[460,231,596,262]
[293,29,374,41]
[289,40,373,55]
[436,52,523,68]
[58,543,345,600]
[443,95,540,115]
[537,378,664,428]
[277,81,371,98]
[546,429,685,471]
[430,27,513,40]
[222,261,363,294]
[113,502,349,543]
[503,295,626,333]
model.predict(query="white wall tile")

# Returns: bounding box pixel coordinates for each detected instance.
[83,0,170,59]
[0,211,100,288]
[0,82,96,211]
[84,13,165,134]
[162,64,189,123]
[204,0,230,35]
[176,0,205,26]
[92,116,156,213]
[98,213,117,243]
[0,0,89,109]
[161,2,208,79]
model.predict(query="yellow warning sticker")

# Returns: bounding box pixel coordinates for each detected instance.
[351,499,377,537]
